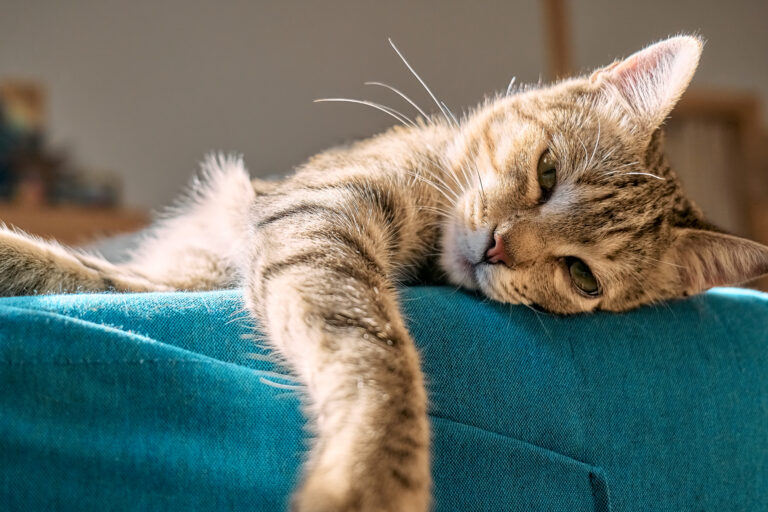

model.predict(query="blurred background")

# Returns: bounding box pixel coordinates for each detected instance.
[1,0,766,280]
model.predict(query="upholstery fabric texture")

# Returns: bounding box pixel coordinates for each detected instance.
[1,286,767,511]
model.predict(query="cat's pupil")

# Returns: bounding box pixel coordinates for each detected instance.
[566,257,600,296]
[537,150,557,202]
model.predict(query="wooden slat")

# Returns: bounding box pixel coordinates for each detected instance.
[542,0,573,80]
[673,90,767,237]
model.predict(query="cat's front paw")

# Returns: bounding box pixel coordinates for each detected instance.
[291,463,430,512]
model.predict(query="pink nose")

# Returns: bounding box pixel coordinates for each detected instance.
[485,233,511,266]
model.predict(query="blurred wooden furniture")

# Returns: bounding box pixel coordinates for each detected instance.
[665,90,768,290]
[670,90,767,235]
[0,204,148,246]
[542,0,572,80]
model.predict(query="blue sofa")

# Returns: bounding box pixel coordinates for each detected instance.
[1,287,767,511]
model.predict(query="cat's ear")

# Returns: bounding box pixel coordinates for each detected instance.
[664,228,768,295]
[591,36,703,133]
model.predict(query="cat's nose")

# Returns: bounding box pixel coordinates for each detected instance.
[485,233,511,266]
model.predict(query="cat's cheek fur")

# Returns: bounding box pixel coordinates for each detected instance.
[474,265,509,302]
[439,219,478,290]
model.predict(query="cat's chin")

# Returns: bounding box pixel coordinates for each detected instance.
[439,219,485,291]
[441,252,480,291]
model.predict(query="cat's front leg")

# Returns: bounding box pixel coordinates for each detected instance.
[247,247,431,512]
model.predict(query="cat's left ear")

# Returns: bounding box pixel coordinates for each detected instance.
[591,35,703,135]
[664,228,768,295]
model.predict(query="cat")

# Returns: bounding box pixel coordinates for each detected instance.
[2,35,768,511]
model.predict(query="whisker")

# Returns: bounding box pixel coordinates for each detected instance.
[406,171,459,203]
[259,377,303,390]
[599,145,618,163]
[578,136,589,167]
[314,98,415,127]
[506,76,517,96]
[588,118,601,170]
[364,81,429,119]
[417,205,454,217]
[604,171,665,181]
[610,161,640,171]
[426,171,461,200]
[441,101,460,125]
[466,143,488,212]
[423,155,466,194]
[388,38,456,127]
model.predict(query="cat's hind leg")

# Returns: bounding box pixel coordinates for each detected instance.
[123,153,257,291]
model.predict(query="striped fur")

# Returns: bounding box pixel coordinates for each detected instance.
[1,36,767,511]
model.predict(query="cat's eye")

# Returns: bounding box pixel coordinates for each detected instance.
[566,257,600,296]
[537,150,557,202]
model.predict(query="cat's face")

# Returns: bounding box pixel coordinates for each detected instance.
[439,36,768,314]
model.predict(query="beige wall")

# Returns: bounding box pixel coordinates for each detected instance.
[1,0,766,208]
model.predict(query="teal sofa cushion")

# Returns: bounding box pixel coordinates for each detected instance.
[1,287,767,511]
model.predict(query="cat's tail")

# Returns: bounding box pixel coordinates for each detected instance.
[0,153,259,296]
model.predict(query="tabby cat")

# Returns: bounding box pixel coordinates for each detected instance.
[2,36,767,511]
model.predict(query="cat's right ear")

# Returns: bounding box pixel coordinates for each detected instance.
[663,228,768,295]
[591,36,703,136]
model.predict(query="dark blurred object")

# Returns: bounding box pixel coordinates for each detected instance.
[0,104,16,199]
[0,80,143,246]
[0,79,121,207]
[0,80,48,204]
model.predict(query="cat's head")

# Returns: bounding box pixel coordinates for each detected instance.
[440,36,768,314]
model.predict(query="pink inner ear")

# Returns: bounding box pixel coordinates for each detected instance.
[605,45,669,96]
[589,61,619,83]
[589,36,702,126]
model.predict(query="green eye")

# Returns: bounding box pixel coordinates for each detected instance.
[566,257,600,296]
[537,150,557,201]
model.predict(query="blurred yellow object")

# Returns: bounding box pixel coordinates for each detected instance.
[0,80,46,133]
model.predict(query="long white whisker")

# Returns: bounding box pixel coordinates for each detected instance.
[411,165,458,197]
[259,377,303,390]
[605,171,665,181]
[610,161,640,171]
[314,98,415,127]
[506,76,517,96]
[364,81,429,119]
[417,205,455,217]
[588,118,601,170]
[425,170,461,200]
[578,136,589,167]
[441,101,459,125]
[465,143,487,211]
[599,145,618,163]
[388,38,456,126]
[423,155,465,193]
[407,171,459,203]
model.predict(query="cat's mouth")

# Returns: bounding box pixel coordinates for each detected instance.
[440,219,492,291]
[458,255,479,284]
